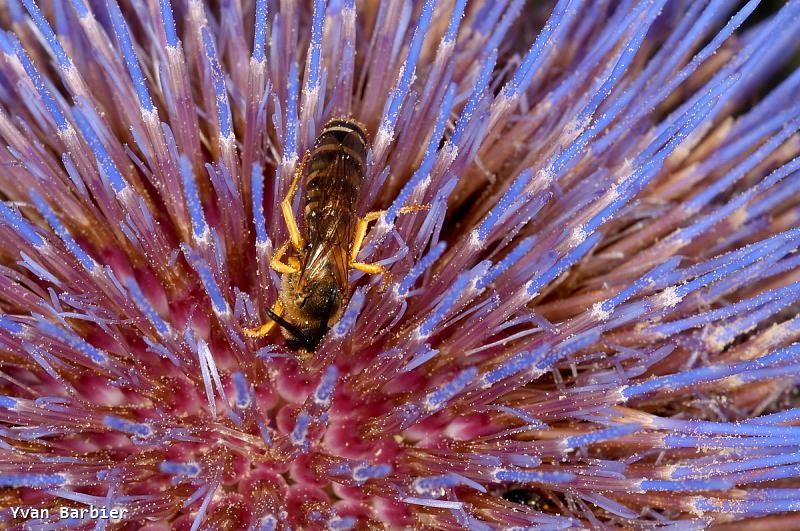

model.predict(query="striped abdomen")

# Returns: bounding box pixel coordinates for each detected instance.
[304,119,368,253]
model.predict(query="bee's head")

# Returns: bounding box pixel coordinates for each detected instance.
[266,307,325,352]
[268,280,341,352]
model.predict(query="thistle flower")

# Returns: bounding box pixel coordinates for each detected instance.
[1,0,800,528]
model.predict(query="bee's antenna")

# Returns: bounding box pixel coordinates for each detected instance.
[266,308,307,341]
[266,309,320,352]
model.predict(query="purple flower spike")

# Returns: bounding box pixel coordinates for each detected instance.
[0,1,799,528]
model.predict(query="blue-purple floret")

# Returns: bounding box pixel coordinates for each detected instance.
[252,0,268,62]
[283,61,299,161]
[180,155,209,240]
[387,83,455,220]
[20,0,71,68]
[0,473,66,488]
[10,37,69,132]
[30,191,99,273]
[380,0,436,134]
[449,48,496,148]
[103,415,152,438]
[71,107,130,194]
[107,0,154,113]
[202,28,233,140]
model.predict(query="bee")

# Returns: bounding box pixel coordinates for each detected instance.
[245,118,428,351]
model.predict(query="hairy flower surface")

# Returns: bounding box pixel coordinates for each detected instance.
[1,0,800,529]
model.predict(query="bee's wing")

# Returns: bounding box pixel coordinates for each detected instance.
[300,150,355,292]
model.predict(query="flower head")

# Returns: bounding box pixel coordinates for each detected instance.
[1,0,800,528]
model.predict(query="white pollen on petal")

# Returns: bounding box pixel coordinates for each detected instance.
[537,166,555,188]
[141,107,159,126]
[569,226,587,246]
[607,183,620,202]
[468,230,483,248]
[57,125,78,145]
[657,286,682,308]
[590,302,611,321]
[412,325,429,343]
[440,143,458,163]
[375,126,394,150]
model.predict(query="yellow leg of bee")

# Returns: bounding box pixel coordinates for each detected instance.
[349,205,431,263]
[349,205,431,288]
[270,242,300,274]
[351,261,391,287]
[244,299,284,338]
[350,210,384,264]
[281,152,310,251]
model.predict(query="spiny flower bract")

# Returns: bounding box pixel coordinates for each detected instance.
[1,0,800,529]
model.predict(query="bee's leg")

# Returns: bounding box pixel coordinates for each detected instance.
[350,261,391,287]
[349,205,431,287]
[247,245,297,337]
[350,210,384,265]
[281,152,310,251]
[270,242,301,274]
[244,299,284,338]
[350,205,431,263]
[396,204,432,219]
